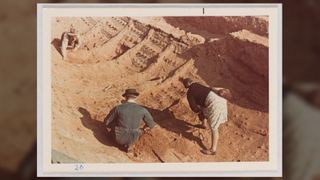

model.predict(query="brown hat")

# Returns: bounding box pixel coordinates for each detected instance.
[122,89,139,97]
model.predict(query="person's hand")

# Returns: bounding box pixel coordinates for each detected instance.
[142,126,151,133]
[144,127,151,130]
[219,89,233,100]
[198,112,205,121]
[143,125,159,132]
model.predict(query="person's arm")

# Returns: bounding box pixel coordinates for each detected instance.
[211,87,225,94]
[211,87,225,90]
[212,87,233,100]
[142,109,156,129]
[187,93,200,113]
[103,107,117,127]
[74,34,81,49]
[198,111,205,121]
[67,32,78,36]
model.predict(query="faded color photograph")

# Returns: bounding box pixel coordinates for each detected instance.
[50,16,269,163]
[2,0,320,179]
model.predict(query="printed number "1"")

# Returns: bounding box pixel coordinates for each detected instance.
[74,164,84,171]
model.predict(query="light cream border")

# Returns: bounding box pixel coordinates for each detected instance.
[37,3,282,177]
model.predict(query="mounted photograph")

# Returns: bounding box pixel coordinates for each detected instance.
[37,4,282,177]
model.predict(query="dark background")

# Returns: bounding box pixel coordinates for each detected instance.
[1,0,319,179]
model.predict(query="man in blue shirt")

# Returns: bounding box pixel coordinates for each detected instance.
[104,89,157,153]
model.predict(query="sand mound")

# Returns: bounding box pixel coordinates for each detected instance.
[51,16,269,163]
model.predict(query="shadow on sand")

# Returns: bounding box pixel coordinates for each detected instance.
[51,38,62,57]
[163,16,268,38]
[144,100,207,150]
[78,107,126,151]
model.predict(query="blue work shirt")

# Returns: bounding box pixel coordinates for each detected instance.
[104,102,156,145]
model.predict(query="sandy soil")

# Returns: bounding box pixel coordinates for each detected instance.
[51,16,269,163]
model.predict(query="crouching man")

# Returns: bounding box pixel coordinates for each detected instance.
[104,89,157,153]
[60,26,81,59]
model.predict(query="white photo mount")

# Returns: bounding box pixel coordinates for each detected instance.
[37,3,282,177]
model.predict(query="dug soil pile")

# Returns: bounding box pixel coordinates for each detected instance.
[51,16,269,163]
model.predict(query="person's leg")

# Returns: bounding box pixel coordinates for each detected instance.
[201,127,218,155]
[197,112,209,129]
[73,39,81,51]
[127,144,134,154]
[125,129,143,154]
[72,41,79,51]
[211,128,219,152]
[122,144,130,153]
[60,38,68,59]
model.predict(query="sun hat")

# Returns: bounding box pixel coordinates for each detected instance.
[122,89,139,97]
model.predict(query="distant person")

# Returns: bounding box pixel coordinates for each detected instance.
[181,78,231,155]
[104,89,158,153]
[60,26,81,59]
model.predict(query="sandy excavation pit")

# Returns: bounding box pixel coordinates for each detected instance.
[51,16,269,163]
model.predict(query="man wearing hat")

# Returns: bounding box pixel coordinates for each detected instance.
[104,89,157,152]
[181,78,231,155]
